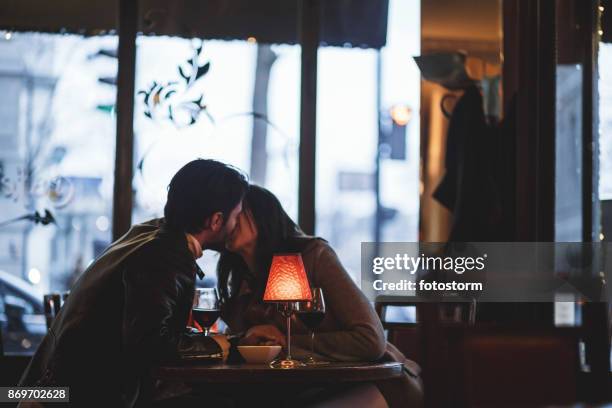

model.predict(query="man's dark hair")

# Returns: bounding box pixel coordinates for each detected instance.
[164,159,248,234]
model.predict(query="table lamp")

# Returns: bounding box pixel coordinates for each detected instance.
[263,253,312,369]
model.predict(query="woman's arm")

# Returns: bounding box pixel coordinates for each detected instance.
[292,242,386,361]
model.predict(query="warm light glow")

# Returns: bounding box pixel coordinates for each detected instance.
[600,233,605,241]
[599,29,604,36]
[28,268,41,285]
[390,105,413,126]
[599,5,605,12]
[263,254,312,302]
[247,37,257,44]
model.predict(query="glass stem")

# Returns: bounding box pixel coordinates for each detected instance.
[204,327,209,336]
[310,330,315,356]
[286,314,292,360]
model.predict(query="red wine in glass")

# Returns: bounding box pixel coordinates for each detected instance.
[297,311,325,330]
[193,288,220,336]
[192,308,220,329]
[295,288,326,365]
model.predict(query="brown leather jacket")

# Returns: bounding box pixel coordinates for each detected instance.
[18,219,221,407]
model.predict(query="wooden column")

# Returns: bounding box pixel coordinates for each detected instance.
[112,0,137,240]
[579,1,610,386]
[535,0,557,242]
[582,0,601,242]
[298,0,320,235]
[505,0,556,241]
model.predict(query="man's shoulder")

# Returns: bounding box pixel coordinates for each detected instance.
[115,218,164,241]
[135,230,188,261]
[120,218,183,253]
[110,218,193,274]
[123,237,194,286]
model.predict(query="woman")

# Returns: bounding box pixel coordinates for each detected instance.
[218,185,423,407]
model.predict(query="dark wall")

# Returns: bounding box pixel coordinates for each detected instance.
[0,356,30,386]
[602,200,612,239]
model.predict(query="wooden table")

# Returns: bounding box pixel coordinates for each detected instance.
[153,361,404,384]
[153,361,406,406]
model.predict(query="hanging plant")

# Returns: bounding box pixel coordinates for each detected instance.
[138,42,213,127]
[135,40,294,186]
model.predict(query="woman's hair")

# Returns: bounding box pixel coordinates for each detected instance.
[164,159,248,234]
[217,185,315,304]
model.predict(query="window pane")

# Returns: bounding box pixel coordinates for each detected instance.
[600,46,612,200]
[555,64,583,241]
[0,33,116,353]
[315,0,421,281]
[131,37,300,282]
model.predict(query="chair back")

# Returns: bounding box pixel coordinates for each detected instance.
[43,292,67,330]
[375,297,477,365]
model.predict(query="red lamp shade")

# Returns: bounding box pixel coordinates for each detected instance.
[263,254,312,302]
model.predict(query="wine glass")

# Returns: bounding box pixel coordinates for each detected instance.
[296,288,326,365]
[192,288,220,336]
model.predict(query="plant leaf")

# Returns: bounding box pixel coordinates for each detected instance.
[141,91,150,106]
[196,62,210,80]
[163,89,177,100]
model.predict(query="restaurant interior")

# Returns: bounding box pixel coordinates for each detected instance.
[1,0,612,406]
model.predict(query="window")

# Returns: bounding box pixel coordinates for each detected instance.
[555,63,583,242]
[0,33,116,352]
[315,0,421,280]
[599,43,612,242]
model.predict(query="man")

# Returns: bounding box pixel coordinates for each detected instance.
[19,159,248,407]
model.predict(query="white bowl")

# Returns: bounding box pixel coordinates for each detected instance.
[237,345,282,364]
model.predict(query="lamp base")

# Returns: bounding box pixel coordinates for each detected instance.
[269,358,305,369]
